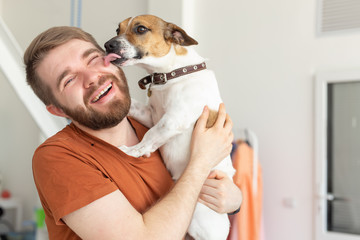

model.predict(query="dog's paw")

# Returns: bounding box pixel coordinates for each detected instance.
[118,145,152,158]
[118,145,142,158]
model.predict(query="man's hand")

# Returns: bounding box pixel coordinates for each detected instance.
[199,170,242,214]
[190,104,234,172]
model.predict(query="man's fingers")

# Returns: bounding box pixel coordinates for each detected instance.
[207,170,226,180]
[195,105,210,130]
[201,184,217,195]
[198,198,219,213]
[214,103,227,128]
[207,170,218,179]
[224,113,233,131]
[228,131,234,145]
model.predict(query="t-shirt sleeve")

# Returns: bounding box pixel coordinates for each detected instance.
[33,142,118,225]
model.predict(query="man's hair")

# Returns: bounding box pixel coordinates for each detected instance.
[23,26,104,106]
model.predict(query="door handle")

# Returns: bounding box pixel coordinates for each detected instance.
[326,193,350,202]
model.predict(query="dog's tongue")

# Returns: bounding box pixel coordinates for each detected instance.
[104,53,121,66]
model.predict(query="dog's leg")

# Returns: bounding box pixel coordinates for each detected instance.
[128,98,154,128]
[119,111,190,157]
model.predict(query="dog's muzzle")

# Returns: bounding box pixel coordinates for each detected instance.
[104,39,120,53]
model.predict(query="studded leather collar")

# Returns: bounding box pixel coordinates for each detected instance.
[138,62,207,90]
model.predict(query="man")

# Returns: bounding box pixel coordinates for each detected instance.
[24,26,241,240]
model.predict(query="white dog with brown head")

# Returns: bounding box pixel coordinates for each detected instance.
[104,15,236,240]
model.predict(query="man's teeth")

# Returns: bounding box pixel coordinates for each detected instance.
[92,83,112,103]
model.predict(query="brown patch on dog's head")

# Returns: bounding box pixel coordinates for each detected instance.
[116,15,198,58]
[116,17,132,36]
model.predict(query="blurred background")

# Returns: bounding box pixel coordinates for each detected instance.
[2,0,360,239]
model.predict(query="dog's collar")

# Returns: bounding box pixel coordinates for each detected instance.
[138,62,207,90]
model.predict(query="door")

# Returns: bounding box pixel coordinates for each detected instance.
[315,72,360,240]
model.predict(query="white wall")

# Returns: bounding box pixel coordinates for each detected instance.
[188,1,315,239]
[0,69,40,226]
[148,0,183,25]
[183,0,360,240]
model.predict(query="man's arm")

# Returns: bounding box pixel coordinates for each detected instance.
[63,104,233,240]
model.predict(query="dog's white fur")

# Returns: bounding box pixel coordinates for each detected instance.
[105,15,236,240]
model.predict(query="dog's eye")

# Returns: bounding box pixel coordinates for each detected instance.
[116,27,120,35]
[136,25,149,34]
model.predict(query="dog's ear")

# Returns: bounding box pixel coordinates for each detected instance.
[164,23,198,46]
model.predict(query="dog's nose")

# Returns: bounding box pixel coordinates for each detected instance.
[104,39,119,53]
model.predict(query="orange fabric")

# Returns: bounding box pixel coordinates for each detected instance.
[228,141,263,240]
[32,118,174,240]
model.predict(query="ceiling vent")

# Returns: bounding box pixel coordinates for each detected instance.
[318,0,360,34]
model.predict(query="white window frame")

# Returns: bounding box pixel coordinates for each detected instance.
[315,70,360,240]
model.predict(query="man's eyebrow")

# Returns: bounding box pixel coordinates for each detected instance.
[82,48,102,59]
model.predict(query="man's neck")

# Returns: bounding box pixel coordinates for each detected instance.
[74,117,139,147]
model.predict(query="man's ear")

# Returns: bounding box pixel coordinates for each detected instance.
[164,23,198,46]
[46,104,67,118]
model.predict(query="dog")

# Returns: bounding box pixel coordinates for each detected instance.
[104,15,236,240]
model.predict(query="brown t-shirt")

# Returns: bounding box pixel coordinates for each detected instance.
[33,118,174,240]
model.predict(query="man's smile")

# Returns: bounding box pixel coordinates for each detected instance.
[91,83,113,103]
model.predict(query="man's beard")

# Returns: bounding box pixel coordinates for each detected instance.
[59,71,131,130]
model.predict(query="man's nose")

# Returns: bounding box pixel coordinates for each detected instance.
[83,70,99,88]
